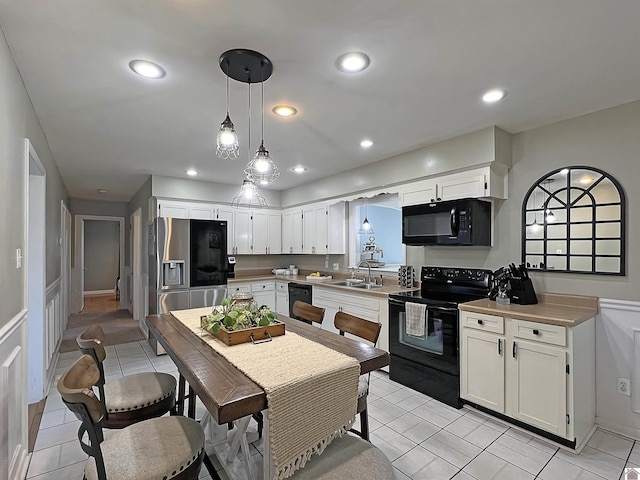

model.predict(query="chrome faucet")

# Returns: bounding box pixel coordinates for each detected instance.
[357,260,373,284]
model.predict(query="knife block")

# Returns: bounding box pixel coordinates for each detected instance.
[509,277,538,305]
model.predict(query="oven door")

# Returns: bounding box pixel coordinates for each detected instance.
[389,298,459,375]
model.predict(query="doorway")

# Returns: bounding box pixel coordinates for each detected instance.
[25,140,46,403]
[74,215,125,314]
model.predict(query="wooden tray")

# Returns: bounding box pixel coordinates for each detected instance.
[201,317,285,346]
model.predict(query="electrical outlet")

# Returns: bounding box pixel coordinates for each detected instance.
[617,378,631,396]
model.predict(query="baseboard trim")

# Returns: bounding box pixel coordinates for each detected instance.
[83,289,116,295]
[596,416,640,442]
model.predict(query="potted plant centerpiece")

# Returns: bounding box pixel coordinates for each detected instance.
[201,295,283,345]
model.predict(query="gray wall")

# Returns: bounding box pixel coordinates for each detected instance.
[70,199,128,217]
[127,177,152,274]
[414,100,640,302]
[282,126,511,207]
[69,199,127,268]
[83,220,120,291]
[152,175,282,208]
[0,24,68,329]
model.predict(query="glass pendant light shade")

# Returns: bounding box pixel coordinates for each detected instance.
[245,141,280,185]
[244,70,279,185]
[216,62,239,159]
[545,209,557,223]
[216,113,239,159]
[358,199,374,234]
[358,217,374,234]
[231,179,267,208]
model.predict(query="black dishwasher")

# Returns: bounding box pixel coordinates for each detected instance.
[288,283,312,320]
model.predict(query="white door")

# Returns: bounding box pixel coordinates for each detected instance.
[460,328,505,413]
[234,209,252,254]
[510,340,567,436]
[252,210,269,255]
[267,211,282,254]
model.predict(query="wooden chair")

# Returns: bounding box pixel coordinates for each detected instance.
[334,311,382,441]
[292,300,325,325]
[77,324,177,428]
[290,434,393,479]
[58,354,205,480]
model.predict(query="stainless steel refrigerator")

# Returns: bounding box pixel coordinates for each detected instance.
[148,217,235,353]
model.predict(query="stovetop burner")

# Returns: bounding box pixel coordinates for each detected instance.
[390,266,493,305]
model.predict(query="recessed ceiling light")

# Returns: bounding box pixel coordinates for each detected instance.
[97,188,109,194]
[292,166,307,174]
[482,88,507,103]
[336,52,370,73]
[186,169,197,176]
[360,139,373,148]
[272,105,298,117]
[129,60,166,79]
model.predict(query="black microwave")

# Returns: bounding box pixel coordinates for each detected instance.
[402,198,491,246]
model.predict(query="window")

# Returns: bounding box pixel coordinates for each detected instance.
[348,194,403,272]
[522,166,625,275]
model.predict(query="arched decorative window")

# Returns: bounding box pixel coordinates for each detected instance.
[522,166,626,275]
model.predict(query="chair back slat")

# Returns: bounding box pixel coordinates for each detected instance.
[57,354,105,424]
[334,311,382,345]
[292,300,325,324]
[77,324,107,363]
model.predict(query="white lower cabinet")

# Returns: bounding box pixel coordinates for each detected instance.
[461,327,505,413]
[251,281,275,311]
[275,281,289,315]
[460,310,595,448]
[228,283,251,296]
[312,287,389,357]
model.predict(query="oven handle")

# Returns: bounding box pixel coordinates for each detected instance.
[388,299,458,314]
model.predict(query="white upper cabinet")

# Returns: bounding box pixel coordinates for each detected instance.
[215,205,236,255]
[399,165,508,206]
[233,209,252,254]
[303,204,328,254]
[158,200,190,219]
[252,209,282,255]
[301,202,346,255]
[281,208,303,254]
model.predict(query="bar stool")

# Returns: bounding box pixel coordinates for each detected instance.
[290,434,393,479]
[334,311,382,441]
[77,324,177,428]
[58,354,205,480]
[292,300,326,325]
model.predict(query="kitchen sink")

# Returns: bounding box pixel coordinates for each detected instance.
[329,280,382,289]
[350,283,383,289]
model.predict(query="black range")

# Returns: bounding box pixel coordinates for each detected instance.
[388,266,492,408]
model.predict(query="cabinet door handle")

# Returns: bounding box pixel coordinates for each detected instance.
[497,338,502,355]
[477,319,484,325]
[512,342,517,359]
[532,329,540,335]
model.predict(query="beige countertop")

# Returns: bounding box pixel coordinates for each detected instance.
[459,293,599,327]
[230,273,417,298]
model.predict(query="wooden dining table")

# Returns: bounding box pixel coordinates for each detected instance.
[146,312,390,479]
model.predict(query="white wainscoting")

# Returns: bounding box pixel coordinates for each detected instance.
[44,277,63,396]
[0,310,29,480]
[596,298,640,440]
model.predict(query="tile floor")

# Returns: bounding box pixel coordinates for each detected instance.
[27,340,639,480]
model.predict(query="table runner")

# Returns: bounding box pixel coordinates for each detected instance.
[171,308,360,480]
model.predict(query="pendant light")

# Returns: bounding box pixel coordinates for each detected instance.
[543,180,557,223]
[231,66,267,208]
[231,179,267,208]
[528,186,542,233]
[245,61,279,185]
[216,58,239,159]
[358,198,374,234]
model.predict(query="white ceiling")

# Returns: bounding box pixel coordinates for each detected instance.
[1,1,639,202]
